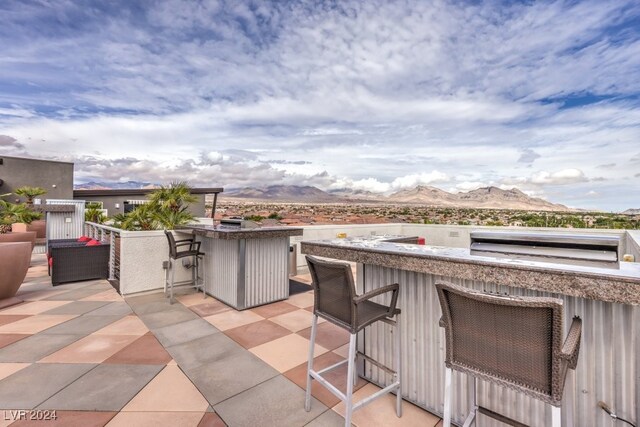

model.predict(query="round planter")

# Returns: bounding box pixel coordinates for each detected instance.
[0,242,31,309]
[0,231,37,249]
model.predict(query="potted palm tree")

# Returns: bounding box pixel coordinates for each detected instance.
[12,187,47,237]
[14,186,47,206]
[149,181,197,229]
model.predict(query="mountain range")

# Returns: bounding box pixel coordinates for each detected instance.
[226,185,571,211]
[74,181,158,190]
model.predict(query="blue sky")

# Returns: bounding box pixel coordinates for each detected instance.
[0,0,639,211]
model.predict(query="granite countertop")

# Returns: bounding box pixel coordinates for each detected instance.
[177,224,304,240]
[301,237,640,305]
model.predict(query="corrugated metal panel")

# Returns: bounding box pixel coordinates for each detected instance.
[45,199,84,241]
[362,265,638,427]
[244,237,289,308]
[202,238,239,307]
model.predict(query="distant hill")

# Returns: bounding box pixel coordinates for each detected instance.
[74,181,158,190]
[622,208,640,215]
[227,185,340,202]
[226,184,571,211]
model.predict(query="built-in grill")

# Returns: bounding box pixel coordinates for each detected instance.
[470,231,620,268]
[218,218,260,229]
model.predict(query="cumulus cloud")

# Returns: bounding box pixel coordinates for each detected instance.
[530,169,588,185]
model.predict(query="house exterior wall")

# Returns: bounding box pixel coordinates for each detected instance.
[0,155,74,201]
[76,193,207,217]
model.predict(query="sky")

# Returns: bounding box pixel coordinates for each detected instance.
[0,0,639,212]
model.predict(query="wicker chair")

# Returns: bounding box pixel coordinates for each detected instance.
[436,282,582,427]
[304,255,402,427]
[164,231,205,304]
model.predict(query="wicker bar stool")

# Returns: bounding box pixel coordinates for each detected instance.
[164,231,206,304]
[436,282,582,427]
[304,255,402,427]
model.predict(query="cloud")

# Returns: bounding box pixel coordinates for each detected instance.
[530,169,588,185]
[517,148,541,164]
[0,1,639,210]
[0,135,26,154]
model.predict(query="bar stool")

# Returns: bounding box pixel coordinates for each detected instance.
[304,255,402,427]
[164,231,206,304]
[436,282,582,427]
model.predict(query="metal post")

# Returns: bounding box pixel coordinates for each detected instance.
[211,192,219,226]
[345,333,357,427]
[395,314,402,417]
[444,367,452,427]
[305,314,318,412]
[551,406,561,427]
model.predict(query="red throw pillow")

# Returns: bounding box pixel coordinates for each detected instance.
[48,257,53,267]
[86,239,101,246]
[78,236,91,242]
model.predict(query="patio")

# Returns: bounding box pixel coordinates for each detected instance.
[0,254,440,427]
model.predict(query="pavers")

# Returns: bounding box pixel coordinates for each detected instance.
[39,315,124,335]
[183,350,279,405]
[44,288,107,301]
[0,363,95,409]
[38,364,163,411]
[0,334,85,362]
[166,333,241,370]
[83,301,132,316]
[121,365,209,412]
[153,318,219,348]
[305,410,348,427]
[214,375,327,427]
[41,301,110,315]
[138,307,200,330]
[103,334,171,365]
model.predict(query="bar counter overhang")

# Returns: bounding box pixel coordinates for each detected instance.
[301,237,640,427]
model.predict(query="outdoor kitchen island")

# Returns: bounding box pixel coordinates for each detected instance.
[178,224,303,310]
[301,236,640,427]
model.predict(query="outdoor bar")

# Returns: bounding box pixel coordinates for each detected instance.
[178,224,303,309]
[301,236,640,427]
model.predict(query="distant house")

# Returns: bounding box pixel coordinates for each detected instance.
[73,188,223,217]
[0,155,74,202]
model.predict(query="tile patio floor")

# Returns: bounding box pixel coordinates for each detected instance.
[0,254,441,427]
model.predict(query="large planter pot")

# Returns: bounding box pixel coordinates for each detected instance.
[0,242,31,309]
[0,232,37,250]
[27,220,46,239]
[11,223,28,233]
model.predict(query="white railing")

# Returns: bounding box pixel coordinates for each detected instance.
[84,222,122,282]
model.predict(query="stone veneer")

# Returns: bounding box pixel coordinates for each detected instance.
[179,225,304,240]
[301,238,640,305]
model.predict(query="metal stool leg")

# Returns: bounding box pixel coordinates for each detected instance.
[551,406,561,427]
[305,314,318,412]
[199,255,206,298]
[443,367,452,427]
[345,333,357,427]
[395,313,402,417]
[164,260,169,296]
[169,258,176,304]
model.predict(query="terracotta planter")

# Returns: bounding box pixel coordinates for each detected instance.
[0,242,31,309]
[27,220,46,239]
[0,231,37,250]
[11,223,28,233]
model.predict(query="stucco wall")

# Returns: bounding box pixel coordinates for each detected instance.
[0,155,73,201]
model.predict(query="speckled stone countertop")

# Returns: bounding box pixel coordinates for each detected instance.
[301,237,640,305]
[177,224,304,240]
